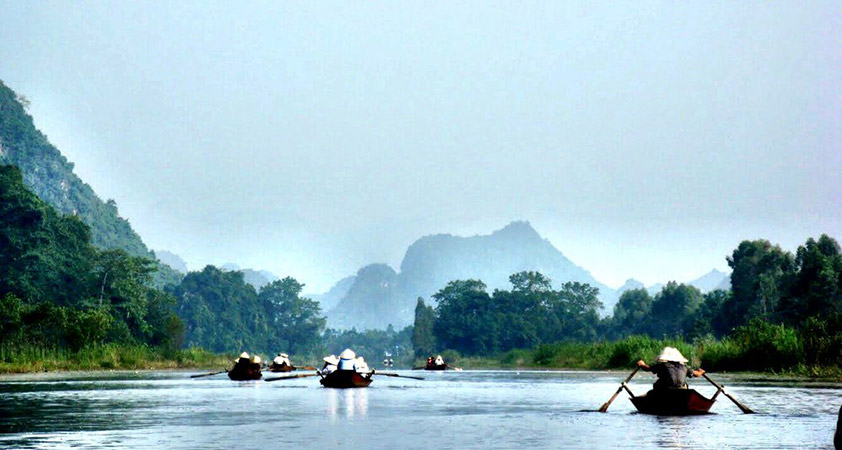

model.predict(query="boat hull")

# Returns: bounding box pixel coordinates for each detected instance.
[630,389,715,415]
[269,364,294,373]
[227,369,262,381]
[319,370,373,388]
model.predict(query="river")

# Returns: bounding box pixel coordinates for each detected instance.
[0,370,839,449]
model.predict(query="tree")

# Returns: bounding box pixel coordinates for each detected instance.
[611,288,653,338]
[259,277,326,356]
[412,297,436,357]
[723,240,795,329]
[777,235,842,324]
[649,282,702,338]
[433,280,493,354]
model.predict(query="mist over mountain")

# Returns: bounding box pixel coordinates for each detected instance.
[155,250,188,273]
[307,274,356,312]
[220,263,279,290]
[326,221,617,329]
[0,81,181,287]
[687,269,730,293]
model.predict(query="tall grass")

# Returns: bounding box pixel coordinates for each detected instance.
[0,343,231,374]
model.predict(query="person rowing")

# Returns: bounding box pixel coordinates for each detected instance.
[271,352,292,371]
[636,347,704,390]
[228,351,263,380]
[320,354,339,375]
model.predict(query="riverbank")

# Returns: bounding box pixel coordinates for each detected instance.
[422,335,842,380]
[0,344,232,374]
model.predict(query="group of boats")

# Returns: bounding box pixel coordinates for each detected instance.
[193,350,754,416]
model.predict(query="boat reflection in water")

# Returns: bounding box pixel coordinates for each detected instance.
[326,387,368,419]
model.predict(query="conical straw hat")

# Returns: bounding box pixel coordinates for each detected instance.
[656,347,688,363]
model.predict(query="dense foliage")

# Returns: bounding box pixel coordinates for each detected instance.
[0,165,182,354]
[0,80,181,289]
[169,268,326,357]
[414,237,842,374]
[428,272,603,355]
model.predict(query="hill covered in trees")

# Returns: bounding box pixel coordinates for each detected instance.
[0,81,180,287]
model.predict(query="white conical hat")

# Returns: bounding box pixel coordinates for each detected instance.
[339,348,356,360]
[239,352,250,359]
[280,353,289,358]
[323,355,339,365]
[252,355,262,364]
[656,347,688,363]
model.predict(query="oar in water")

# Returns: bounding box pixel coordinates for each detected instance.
[264,373,321,382]
[702,373,754,414]
[372,371,425,380]
[292,365,316,371]
[190,370,227,379]
[411,366,426,370]
[598,367,639,413]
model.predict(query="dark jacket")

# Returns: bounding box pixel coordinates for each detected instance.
[645,361,694,389]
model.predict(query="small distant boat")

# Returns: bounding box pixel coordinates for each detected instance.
[629,389,715,415]
[319,370,373,388]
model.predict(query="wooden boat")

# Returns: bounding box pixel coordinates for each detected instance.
[319,370,373,388]
[629,388,715,415]
[227,364,262,381]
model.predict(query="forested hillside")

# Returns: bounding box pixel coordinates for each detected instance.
[0,81,181,288]
[0,164,181,352]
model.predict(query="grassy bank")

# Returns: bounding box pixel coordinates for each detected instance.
[0,344,232,374]
[420,335,842,380]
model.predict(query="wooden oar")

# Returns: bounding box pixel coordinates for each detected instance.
[598,367,639,413]
[264,373,321,382]
[411,366,426,370]
[702,373,754,414]
[372,372,425,380]
[292,365,316,371]
[190,370,227,379]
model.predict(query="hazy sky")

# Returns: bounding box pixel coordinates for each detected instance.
[1,2,840,292]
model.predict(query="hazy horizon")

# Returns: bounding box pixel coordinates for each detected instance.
[2,2,839,292]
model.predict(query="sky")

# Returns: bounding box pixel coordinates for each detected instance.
[1,2,840,292]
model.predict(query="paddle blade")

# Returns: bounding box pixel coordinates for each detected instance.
[190,370,226,379]
[264,373,320,382]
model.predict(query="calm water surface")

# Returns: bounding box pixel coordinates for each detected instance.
[0,370,839,449]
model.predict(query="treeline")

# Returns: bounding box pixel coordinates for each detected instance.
[1,165,181,353]
[170,268,324,356]
[412,235,842,372]
[0,164,327,364]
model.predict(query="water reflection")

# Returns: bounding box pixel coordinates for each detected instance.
[326,388,369,419]
[0,371,839,449]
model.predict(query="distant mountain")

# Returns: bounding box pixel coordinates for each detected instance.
[617,279,646,296]
[0,80,180,287]
[688,269,730,293]
[220,263,279,290]
[328,264,401,330]
[307,274,356,312]
[715,275,731,291]
[646,283,665,296]
[326,221,618,330]
[155,250,188,273]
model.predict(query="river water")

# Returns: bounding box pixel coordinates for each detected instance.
[0,370,839,449]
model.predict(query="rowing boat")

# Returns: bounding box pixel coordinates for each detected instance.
[319,370,373,388]
[269,363,294,373]
[227,365,262,381]
[629,388,715,415]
